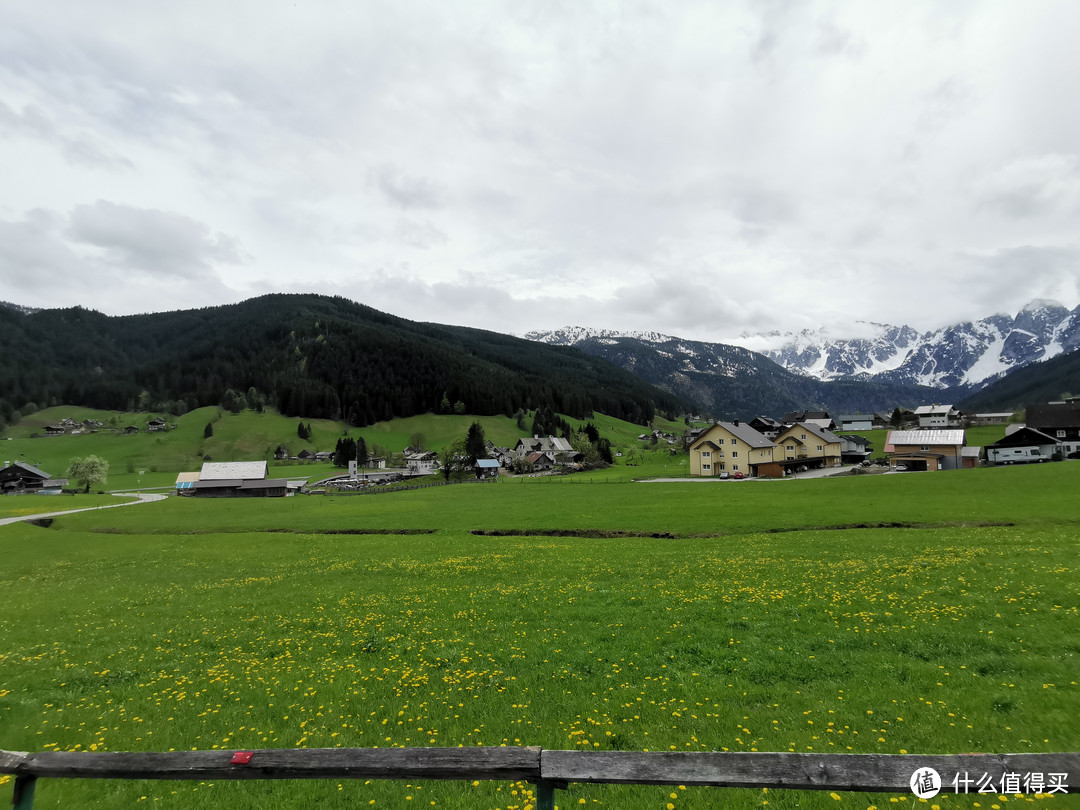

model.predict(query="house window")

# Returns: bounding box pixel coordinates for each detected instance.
[733,465,739,471]
[786,444,794,451]
[716,438,724,445]
[801,434,806,440]
[921,445,929,451]
[702,463,711,471]
[732,451,738,458]
[1058,430,1066,438]
[731,439,737,446]
[817,445,823,451]
[701,451,710,458]
[719,463,726,470]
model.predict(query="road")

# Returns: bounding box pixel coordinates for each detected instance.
[0,492,167,527]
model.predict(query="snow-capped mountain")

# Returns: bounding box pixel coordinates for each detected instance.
[524,327,941,418]
[755,300,1080,389]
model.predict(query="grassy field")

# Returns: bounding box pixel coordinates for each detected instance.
[1,460,1077,809]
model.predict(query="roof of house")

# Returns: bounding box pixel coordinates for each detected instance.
[693,422,775,450]
[475,459,500,468]
[525,451,551,464]
[175,471,200,484]
[1026,402,1080,428]
[199,461,268,481]
[914,404,955,415]
[838,414,874,422]
[839,434,871,447]
[888,429,965,446]
[778,422,842,444]
[988,427,1060,447]
[961,447,982,458]
[3,461,50,479]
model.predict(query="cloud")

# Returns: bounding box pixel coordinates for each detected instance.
[974,154,1080,218]
[67,201,244,279]
[0,101,134,171]
[0,205,242,314]
[370,165,446,210]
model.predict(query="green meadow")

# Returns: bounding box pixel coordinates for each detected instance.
[2,458,1078,809]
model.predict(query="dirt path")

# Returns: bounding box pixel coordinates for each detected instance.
[0,492,167,527]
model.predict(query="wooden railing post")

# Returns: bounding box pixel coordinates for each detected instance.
[12,775,36,810]
[532,778,566,810]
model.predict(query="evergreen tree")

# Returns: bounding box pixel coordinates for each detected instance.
[357,437,369,468]
[298,421,309,441]
[203,422,214,439]
[465,421,487,464]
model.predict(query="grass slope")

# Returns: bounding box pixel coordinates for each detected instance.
[1,463,1077,808]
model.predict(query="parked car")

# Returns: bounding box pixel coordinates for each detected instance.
[718,471,730,479]
[732,471,744,479]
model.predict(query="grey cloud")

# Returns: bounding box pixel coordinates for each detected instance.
[0,209,237,314]
[974,154,1080,218]
[0,100,134,171]
[396,219,449,250]
[67,201,244,278]
[371,165,446,210]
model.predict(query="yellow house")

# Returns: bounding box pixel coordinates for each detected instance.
[689,421,778,477]
[772,422,843,470]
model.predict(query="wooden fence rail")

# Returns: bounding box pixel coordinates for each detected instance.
[3,747,1076,809]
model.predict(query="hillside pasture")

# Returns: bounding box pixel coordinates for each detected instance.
[1,462,1077,808]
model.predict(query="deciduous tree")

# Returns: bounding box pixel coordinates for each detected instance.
[67,455,109,493]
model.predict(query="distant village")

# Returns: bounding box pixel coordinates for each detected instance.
[3,399,1079,497]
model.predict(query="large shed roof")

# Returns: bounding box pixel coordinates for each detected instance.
[199,461,268,481]
[888,429,965,446]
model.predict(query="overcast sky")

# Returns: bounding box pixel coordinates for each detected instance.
[3,1,1079,343]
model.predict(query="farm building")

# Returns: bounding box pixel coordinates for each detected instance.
[886,429,966,471]
[405,451,439,474]
[1025,402,1080,443]
[0,461,55,492]
[176,460,287,497]
[838,434,873,464]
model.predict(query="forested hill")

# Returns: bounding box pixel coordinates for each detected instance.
[0,294,687,427]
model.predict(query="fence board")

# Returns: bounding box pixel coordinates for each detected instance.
[5,747,541,782]
[541,751,1079,793]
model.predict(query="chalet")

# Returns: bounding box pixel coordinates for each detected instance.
[405,451,439,474]
[1025,402,1080,445]
[514,436,582,465]
[365,457,387,470]
[314,451,334,462]
[780,410,834,430]
[296,449,315,460]
[748,416,783,440]
[887,429,966,471]
[838,434,873,464]
[0,461,53,492]
[147,417,167,432]
[474,459,500,478]
[44,424,66,437]
[913,404,961,429]
[123,425,139,435]
[523,451,555,471]
[773,422,844,471]
[985,427,1064,465]
[689,421,777,478]
[837,414,874,431]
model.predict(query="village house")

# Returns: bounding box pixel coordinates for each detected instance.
[837,414,875,431]
[913,404,961,428]
[747,416,783,440]
[0,461,55,492]
[513,436,583,466]
[838,434,873,464]
[780,410,835,430]
[772,422,844,471]
[688,421,778,478]
[1025,402,1080,446]
[405,451,439,474]
[886,429,968,471]
[147,417,167,432]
